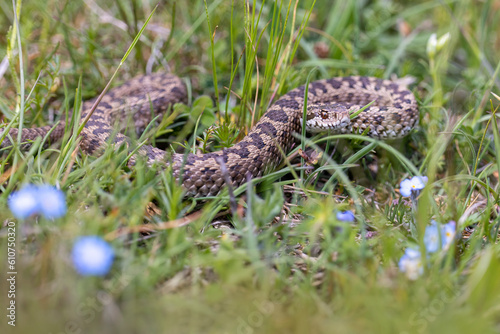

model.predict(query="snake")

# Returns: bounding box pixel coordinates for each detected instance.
[0,73,418,197]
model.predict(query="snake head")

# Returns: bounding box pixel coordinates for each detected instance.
[302,103,351,133]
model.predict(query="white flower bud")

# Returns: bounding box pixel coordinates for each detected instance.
[436,32,450,52]
[426,33,437,58]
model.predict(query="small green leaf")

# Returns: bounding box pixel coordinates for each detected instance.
[250,184,284,227]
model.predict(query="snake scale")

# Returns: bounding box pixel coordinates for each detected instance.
[0,73,418,197]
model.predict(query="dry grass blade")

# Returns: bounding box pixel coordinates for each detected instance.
[105,210,203,240]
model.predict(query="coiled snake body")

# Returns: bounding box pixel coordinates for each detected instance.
[1,73,418,197]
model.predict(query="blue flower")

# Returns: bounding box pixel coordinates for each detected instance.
[441,221,456,251]
[399,176,428,197]
[37,185,67,219]
[398,247,423,280]
[8,185,40,219]
[424,220,457,253]
[336,210,355,222]
[424,220,440,253]
[400,221,458,279]
[7,183,66,220]
[72,236,114,276]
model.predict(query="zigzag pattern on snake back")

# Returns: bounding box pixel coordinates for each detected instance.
[0,73,419,197]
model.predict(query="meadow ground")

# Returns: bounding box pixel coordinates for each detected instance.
[1,0,500,333]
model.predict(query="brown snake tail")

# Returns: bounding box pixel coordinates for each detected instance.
[0,73,418,197]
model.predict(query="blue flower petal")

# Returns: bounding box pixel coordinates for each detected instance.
[72,236,114,276]
[404,247,421,259]
[336,210,355,222]
[8,185,40,219]
[424,220,440,253]
[398,247,423,280]
[441,221,456,250]
[399,178,413,197]
[398,254,409,271]
[37,185,67,219]
[411,176,427,190]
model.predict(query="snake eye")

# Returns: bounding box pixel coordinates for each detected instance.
[320,110,329,119]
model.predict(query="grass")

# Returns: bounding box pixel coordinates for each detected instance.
[1,0,500,333]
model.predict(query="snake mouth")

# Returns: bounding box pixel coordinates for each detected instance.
[302,103,351,133]
[303,115,351,133]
